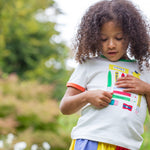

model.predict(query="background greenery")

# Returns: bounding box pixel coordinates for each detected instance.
[0,75,79,150]
[0,0,70,100]
[0,0,149,149]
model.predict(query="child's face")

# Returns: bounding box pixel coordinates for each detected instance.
[100,21,129,61]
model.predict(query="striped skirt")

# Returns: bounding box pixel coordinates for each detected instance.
[69,139,130,150]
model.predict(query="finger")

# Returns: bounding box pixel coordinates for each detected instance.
[101,95,112,103]
[100,100,110,107]
[123,88,139,94]
[117,75,134,82]
[115,81,133,86]
[116,79,135,85]
[116,77,125,81]
[95,100,109,109]
[116,83,135,88]
[126,74,133,77]
[115,80,126,85]
[116,78,129,83]
[103,91,113,99]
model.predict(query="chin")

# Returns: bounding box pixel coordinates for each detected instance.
[108,58,119,62]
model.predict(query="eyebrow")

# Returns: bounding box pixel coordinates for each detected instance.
[100,33,124,37]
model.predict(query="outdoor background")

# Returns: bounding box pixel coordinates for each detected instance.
[0,0,150,149]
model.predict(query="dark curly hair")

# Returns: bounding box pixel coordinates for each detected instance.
[73,0,150,71]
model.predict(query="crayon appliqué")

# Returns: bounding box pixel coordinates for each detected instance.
[110,99,118,106]
[107,70,112,92]
[121,73,125,77]
[132,70,141,113]
[115,72,119,82]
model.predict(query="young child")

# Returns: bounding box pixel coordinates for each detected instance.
[60,0,150,149]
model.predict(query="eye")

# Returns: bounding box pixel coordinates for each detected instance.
[116,37,123,41]
[101,38,107,42]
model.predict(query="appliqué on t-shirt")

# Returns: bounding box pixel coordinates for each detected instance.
[107,64,141,114]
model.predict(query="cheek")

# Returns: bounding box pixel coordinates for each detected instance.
[123,41,129,50]
[121,43,128,56]
[101,43,106,50]
[119,41,128,52]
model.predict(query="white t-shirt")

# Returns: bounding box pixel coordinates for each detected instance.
[67,56,150,150]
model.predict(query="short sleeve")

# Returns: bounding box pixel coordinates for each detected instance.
[66,63,88,92]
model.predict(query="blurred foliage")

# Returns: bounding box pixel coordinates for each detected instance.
[140,114,150,150]
[0,0,65,75]
[0,74,79,150]
[0,0,71,100]
[0,0,77,149]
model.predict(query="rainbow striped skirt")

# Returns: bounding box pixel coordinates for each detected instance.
[69,139,130,150]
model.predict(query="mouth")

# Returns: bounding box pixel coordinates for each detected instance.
[107,52,118,55]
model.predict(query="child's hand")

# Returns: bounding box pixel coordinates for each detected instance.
[115,74,149,95]
[85,90,113,109]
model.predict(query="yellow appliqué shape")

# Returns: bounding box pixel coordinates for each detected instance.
[109,64,129,74]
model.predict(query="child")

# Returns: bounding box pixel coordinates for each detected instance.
[60,0,150,149]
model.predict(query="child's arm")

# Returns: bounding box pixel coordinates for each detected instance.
[115,74,150,113]
[59,87,112,115]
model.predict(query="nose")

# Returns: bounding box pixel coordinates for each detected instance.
[108,39,116,49]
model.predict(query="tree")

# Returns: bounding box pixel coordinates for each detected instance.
[0,0,71,100]
[0,0,69,77]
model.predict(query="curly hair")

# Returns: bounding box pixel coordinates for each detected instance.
[73,0,150,71]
